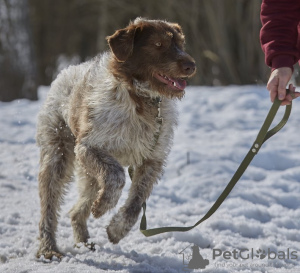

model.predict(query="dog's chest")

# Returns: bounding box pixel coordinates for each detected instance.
[90,98,168,166]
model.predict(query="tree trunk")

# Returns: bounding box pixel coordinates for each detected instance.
[0,0,38,102]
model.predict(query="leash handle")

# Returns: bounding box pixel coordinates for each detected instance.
[139,94,292,237]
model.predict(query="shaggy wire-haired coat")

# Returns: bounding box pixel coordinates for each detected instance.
[36,17,196,259]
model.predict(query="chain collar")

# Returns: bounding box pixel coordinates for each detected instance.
[152,97,163,149]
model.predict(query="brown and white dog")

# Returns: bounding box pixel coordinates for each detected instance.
[36,17,196,259]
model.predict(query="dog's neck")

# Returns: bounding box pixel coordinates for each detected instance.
[107,53,162,100]
[132,79,162,100]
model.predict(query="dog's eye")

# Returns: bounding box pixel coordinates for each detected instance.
[155,42,162,47]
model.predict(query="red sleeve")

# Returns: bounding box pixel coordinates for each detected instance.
[260,0,300,70]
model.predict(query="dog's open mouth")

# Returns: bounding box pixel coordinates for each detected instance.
[154,73,187,91]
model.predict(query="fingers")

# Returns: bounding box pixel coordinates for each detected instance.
[277,84,300,105]
[266,67,293,103]
[267,74,279,102]
[277,84,286,100]
[285,83,300,104]
[288,83,296,92]
[277,74,290,100]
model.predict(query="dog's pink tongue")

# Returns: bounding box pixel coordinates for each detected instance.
[176,78,187,90]
[169,78,187,90]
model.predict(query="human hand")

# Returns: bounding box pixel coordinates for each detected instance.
[267,67,300,105]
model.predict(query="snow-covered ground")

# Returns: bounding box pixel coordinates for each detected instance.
[1,85,300,273]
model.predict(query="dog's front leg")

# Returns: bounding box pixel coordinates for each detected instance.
[75,143,125,219]
[107,159,163,244]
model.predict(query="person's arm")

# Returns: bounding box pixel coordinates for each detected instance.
[260,0,300,104]
[260,0,300,70]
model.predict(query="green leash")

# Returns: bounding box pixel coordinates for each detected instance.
[139,93,292,237]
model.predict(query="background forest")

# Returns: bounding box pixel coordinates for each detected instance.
[0,0,286,101]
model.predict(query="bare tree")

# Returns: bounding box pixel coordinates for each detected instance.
[0,0,37,101]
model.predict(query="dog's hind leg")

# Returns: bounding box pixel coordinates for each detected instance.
[36,119,75,260]
[107,159,163,244]
[69,165,99,245]
[75,143,125,219]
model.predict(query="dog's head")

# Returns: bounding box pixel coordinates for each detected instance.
[107,18,196,99]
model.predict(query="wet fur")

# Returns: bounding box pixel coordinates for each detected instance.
[36,18,195,259]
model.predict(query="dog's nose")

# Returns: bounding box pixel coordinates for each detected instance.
[182,61,196,75]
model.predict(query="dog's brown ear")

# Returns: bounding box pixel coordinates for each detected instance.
[170,23,183,35]
[107,27,136,62]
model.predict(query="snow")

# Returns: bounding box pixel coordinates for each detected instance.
[1,85,300,272]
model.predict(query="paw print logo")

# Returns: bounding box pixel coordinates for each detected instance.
[256,249,266,259]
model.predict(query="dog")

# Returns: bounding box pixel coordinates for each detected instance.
[36,17,196,259]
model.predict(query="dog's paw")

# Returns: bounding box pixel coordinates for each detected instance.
[106,212,132,244]
[106,224,123,244]
[85,242,96,252]
[74,241,96,252]
[36,250,64,261]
